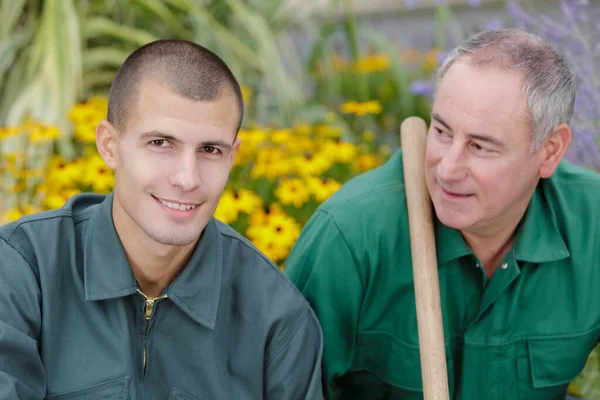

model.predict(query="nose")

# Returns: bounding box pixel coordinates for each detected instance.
[437,144,467,183]
[171,151,201,192]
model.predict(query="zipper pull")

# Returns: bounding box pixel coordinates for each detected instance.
[144,299,155,320]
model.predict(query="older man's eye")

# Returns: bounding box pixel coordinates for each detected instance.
[471,142,489,153]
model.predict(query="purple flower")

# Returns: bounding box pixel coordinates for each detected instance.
[485,19,503,30]
[467,0,482,7]
[437,51,448,67]
[506,0,600,171]
[404,0,418,7]
[410,80,435,97]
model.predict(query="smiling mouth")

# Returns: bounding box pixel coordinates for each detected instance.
[152,195,199,211]
[441,188,473,197]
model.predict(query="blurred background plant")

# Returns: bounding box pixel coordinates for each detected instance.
[1,0,599,396]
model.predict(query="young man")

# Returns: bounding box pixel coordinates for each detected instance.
[285,28,600,399]
[0,40,324,399]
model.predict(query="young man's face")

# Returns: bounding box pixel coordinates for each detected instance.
[425,59,545,237]
[107,79,240,247]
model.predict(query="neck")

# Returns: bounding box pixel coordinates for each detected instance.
[127,241,196,298]
[462,228,515,278]
[462,201,530,279]
[112,205,198,298]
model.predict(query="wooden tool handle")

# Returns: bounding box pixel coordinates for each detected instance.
[400,117,450,400]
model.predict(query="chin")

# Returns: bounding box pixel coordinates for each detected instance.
[153,232,200,247]
[433,206,474,231]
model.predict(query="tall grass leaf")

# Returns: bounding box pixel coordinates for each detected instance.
[83,17,158,46]
[0,0,27,39]
[130,0,191,39]
[83,47,132,71]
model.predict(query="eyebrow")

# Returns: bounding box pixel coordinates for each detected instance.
[431,112,506,149]
[139,130,233,150]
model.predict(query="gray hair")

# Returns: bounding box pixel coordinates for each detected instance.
[436,28,577,153]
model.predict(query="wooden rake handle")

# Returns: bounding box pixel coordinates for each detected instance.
[400,117,450,400]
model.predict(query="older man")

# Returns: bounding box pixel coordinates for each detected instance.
[285,28,600,399]
[0,40,324,399]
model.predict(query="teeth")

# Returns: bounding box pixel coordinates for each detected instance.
[158,198,197,211]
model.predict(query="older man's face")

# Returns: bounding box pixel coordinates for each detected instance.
[425,59,545,237]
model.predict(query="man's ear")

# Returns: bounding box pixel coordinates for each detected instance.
[228,136,241,169]
[96,120,120,170]
[539,123,572,179]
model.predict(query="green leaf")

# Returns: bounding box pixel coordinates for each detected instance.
[82,17,158,46]
[129,0,191,38]
[0,0,28,40]
[82,47,131,70]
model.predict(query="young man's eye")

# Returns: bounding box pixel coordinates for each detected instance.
[200,146,220,154]
[150,139,168,147]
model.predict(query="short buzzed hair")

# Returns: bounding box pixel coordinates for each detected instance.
[107,39,244,133]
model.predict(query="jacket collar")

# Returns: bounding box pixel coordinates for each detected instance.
[433,182,569,265]
[83,192,222,329]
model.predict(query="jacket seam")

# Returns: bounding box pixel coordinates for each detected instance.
[264,304,309,367]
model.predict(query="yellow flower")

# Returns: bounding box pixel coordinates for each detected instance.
[250,236,289,264]
[270,129,293,145]
[80,154,114,193]
[340,101,360,114]
[241,86,252,104]
[235,128,268,166]
[30,125,60,143]
[285,136,315,154]
[69,97,107,126]
[320,140,359,164]
[340,100,382,116]
[234,189,264,215]
[353,153,384,172]
[314,124,342,139]
[2,208,24,223]
[293,152,332,177]
[0,127,19,141]
[250,147,292,181]
[265,213,302,247]
[293,123,312,136]
[274,178,311,208]
[43,189,80,210]
[246,211,302,263]
[361,100,382,115]
[355,53,390,73]
[249,203,286,227]
[74,123,97,143]
[306,177,342,203]
[423,48,441,73]
[45,156,82,188]
[23,204,43,215]
[214,190,239,224]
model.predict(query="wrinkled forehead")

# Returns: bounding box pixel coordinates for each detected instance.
[432,62,534,146]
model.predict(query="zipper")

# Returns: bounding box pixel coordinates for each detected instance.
[136,289,168,375]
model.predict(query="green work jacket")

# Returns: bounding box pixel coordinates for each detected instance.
[0,193,324,399]
[285,150,600,400]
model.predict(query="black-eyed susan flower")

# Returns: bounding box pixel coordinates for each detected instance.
[274,178,311,208]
